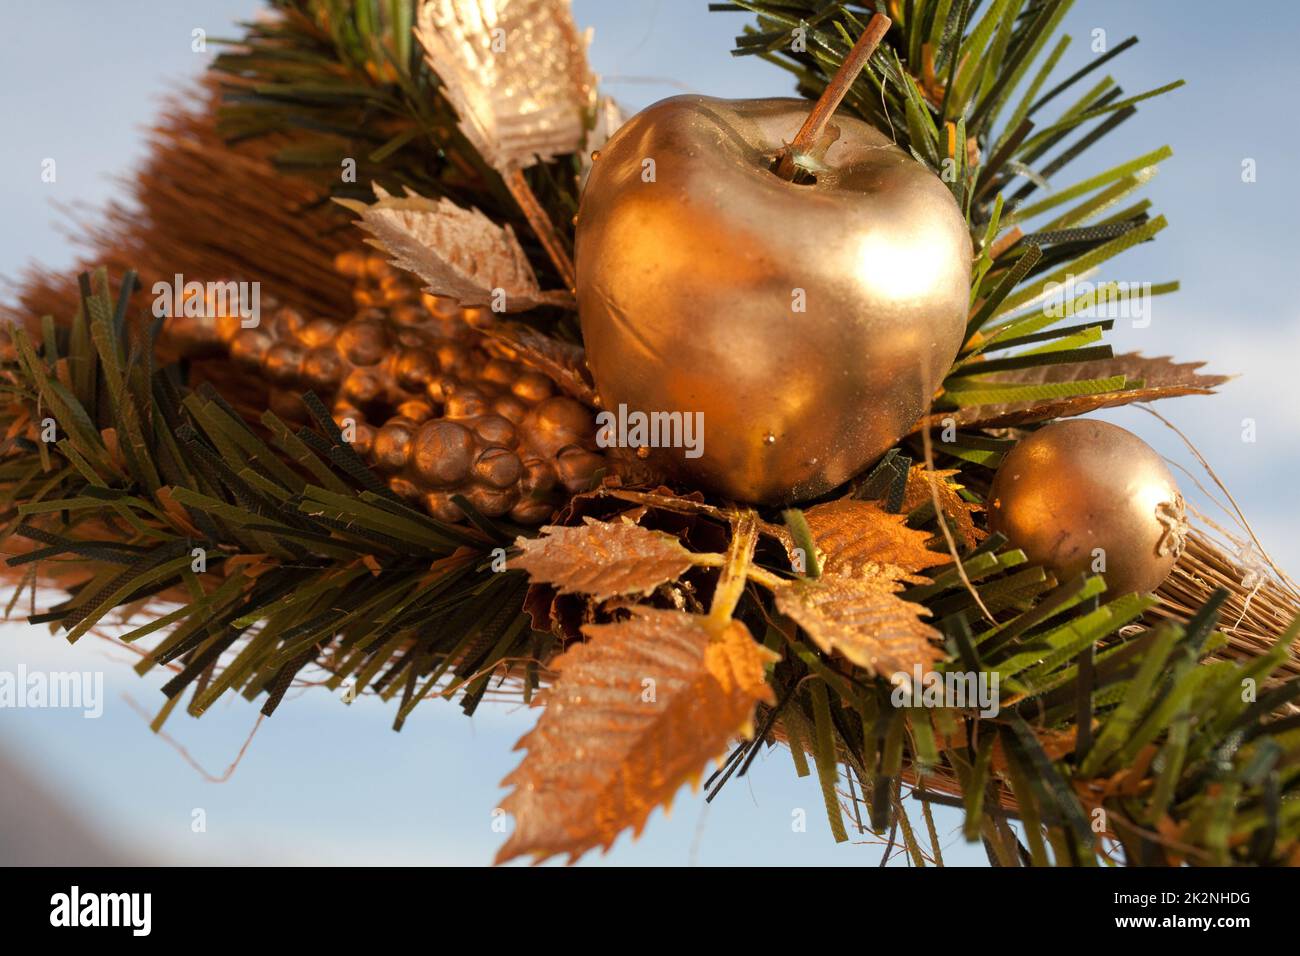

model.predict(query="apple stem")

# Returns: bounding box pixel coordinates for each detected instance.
[775,13,892,181]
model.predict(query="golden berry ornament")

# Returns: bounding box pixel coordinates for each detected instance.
[164,253,608,525]
[987,419,1187,596]
[575,94,972,504]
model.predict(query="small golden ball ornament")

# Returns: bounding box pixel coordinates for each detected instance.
[987,419,1188,596]
[574,94,972,505]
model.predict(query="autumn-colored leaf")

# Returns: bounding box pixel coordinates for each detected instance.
[495,609,778,864]
[511,517,698,600]
[774,571,942,677]
[801,499,951,577]
[416,0,595,173]
[901,465,985,551]
[921,352,1229,430]
[519,486,729,640]
[336,186,572,310]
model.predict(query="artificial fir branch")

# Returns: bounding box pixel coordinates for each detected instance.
[0,270,517,727]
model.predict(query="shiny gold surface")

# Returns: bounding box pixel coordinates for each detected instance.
[987,419,1186,596]
[575,95,972,504]
[414,0,596,173]
[165,254,607,525]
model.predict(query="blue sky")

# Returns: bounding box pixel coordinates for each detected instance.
[0,1,1296,866]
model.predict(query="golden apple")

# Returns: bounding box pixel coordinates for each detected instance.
[575,94,972,503]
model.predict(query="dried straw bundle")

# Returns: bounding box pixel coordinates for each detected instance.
[1,77,353,341]
[1156,529,1300,678]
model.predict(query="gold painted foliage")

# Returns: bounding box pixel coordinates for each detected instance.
[778,497,949,676]
[495,609,777,864]
[774,569,941,678]
[502,495,955,863]
[337,185,572,310]
[930,352,1230,430]
[901,465,985,551]
[511,517,699,601]
[415,0,596,173]
[801,498,952,576]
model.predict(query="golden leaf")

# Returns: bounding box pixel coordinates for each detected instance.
[519,486,730,640]
[773,571,943,677]
[922,352,1230,430]
[801,498,951,577]
[495,609,777,864]
[416,0,596,173]
[336,186,572,310]
[901,465,985,551]
[511,517,697,600]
